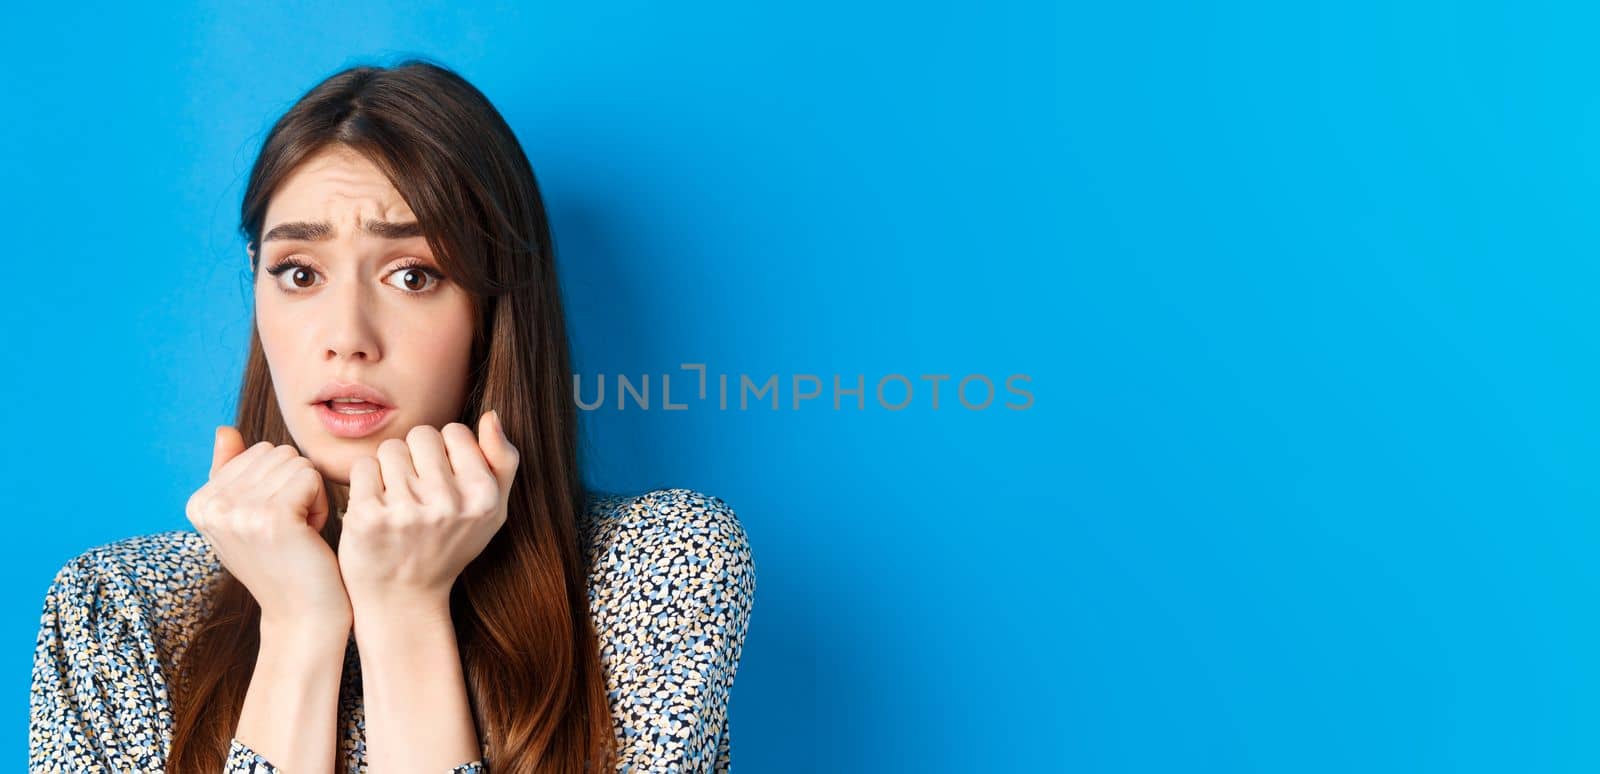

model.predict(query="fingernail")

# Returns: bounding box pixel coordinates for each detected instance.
[490,409,504,437]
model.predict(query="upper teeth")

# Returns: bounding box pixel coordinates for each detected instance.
[333,398,367,403]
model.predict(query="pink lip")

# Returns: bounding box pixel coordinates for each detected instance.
[311,380,393,407]
[315,401,397,438]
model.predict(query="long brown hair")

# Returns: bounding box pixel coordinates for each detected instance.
[166,59,617,773]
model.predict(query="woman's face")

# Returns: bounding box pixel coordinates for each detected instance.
[251,145,475,485]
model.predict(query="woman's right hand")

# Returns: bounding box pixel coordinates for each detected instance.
[186,426,352,629]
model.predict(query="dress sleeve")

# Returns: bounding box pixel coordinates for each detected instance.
[29,539,483,774]
[591,490,757,772]
[225,738,281,772]
[29,553,172,771]
[227,739,486,773]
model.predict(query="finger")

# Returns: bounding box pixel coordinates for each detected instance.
[214,442,294,491]
[441,422,496,494]
[376,438,418,502]
[306,468,330,532]
[252,455,318,509]
[476,409,520,497]
[405,425,454,485]
[211,426,247,479]
[257,461,329,531]
[349,455,383,506]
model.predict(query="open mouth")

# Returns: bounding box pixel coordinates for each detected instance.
[314,400,396,438]
[322,399,385,414]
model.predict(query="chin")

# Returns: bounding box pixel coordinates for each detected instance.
[299,452,348,486]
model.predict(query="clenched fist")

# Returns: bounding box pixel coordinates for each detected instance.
[336,410,519,614]
[186,428,352,628]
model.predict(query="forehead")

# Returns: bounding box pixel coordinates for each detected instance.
[263,147,417,227]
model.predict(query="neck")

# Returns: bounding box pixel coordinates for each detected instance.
[328,480,350,512]
[322,478,351,547]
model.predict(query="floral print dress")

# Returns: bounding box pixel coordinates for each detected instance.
[29,488,755,773]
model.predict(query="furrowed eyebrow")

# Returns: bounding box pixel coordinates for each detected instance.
[260,218,427,243]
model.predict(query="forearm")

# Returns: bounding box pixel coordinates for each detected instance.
[354,601,481,773]
[234,615,350,773]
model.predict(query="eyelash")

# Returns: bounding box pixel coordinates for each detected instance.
[264,257,447,296]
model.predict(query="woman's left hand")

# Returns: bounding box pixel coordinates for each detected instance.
[337,410,519,613]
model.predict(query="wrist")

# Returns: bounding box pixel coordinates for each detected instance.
[260,609,352,651]
[352,597,453,646]
[352,598,451,636]
[349,588,451,624]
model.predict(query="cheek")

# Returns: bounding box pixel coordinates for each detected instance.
[253,300,314,419]
[254,307,297,372]
[394,304,472,358]
[417,293,476,361]
[399,304,475,415]
[254,284,290,339]
[403,318,470,377]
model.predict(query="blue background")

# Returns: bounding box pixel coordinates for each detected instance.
[2,1,1595,771]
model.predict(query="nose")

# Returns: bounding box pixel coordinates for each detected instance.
[320,278,382,363]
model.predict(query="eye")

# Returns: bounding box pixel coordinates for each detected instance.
[264,259,321,292]
[384,260,446,294]
[263,258,447,296]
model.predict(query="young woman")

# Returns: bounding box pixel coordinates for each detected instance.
[28,60,755,773]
